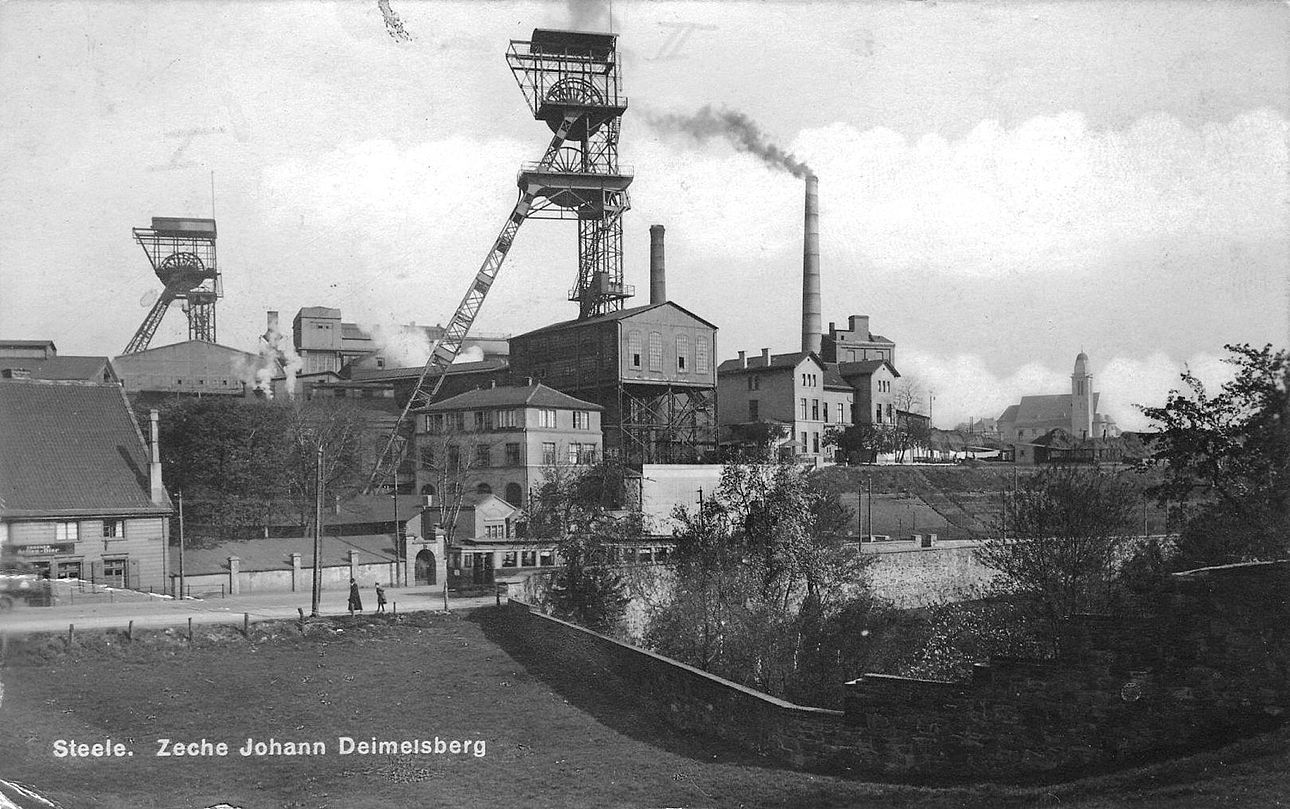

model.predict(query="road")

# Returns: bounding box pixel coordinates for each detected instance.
[0,585,502,635]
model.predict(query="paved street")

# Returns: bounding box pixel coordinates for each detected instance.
[0,585,502,635]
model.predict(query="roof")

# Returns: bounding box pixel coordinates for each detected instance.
[347,358,509,383]
[340,323,371,341]
[0,381,171,517]
[169,534,396,575]
[326,494,426,527]
[1,355,113,381]
[836,359,900,379]
[822,365,851,390]
[0,339,56,351]
[515,302,718,338]
[296,306,340,319]
[716,350,820,374]
[422,382,602,412]
[111,339,260,362]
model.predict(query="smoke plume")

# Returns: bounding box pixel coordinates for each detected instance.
[255,321,302,399]
[645,105,814,179]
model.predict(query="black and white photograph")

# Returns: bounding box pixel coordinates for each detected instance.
[0,1,1286,807]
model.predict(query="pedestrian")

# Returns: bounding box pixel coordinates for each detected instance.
[375,582,387,614]
[348,578,363,615]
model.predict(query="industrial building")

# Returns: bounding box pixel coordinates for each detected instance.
[0,339,119,384]
[114,339,266,401]
[0,381,171,591]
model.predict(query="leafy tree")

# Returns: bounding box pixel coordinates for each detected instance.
[645,460,871,700]
[528,460,637,633]
[824,423,894,464]
[281,399,371,532]
[1138,343,1289,567]
[722,420,789,462]
[974,465,1137,622]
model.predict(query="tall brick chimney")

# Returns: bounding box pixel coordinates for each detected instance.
[649,224,667,305]
[802,175,822,354]
[148,409,166,505]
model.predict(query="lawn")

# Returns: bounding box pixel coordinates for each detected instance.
[0,608,1286,809]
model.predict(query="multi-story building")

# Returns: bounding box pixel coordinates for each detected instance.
[413,382,603,508]
[0,381,171,590]
[716,350,854,463]
[508,301,717,464]
[113,339,264,401]
[820,315,896,365]
[837,359,901,427]
[0,339,119,384]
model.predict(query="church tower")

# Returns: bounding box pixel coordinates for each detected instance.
[1071,351,1094,440]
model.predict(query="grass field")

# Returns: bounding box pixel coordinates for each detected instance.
[1,609,1286,809]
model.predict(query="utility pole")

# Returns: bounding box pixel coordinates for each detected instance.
[866,475,873,542]
[177,491,186,599]
[311,442,323,618]
[392,486,401,588]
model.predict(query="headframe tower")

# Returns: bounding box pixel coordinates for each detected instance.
[508,29,634,319]
[123,217,221,353]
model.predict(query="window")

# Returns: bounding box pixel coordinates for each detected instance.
[676,334,689,372]
[103,519,124,539]
[748,400,759,420]
[476,482,493,496]
[486,523,506,540]
[648,332,663,371]
[537,409,557,428]
[451,412,466,432]
[447,445,461,471]
[474,411,491,431]
[505,443,521,466]
[568,443,581,465]
[102,558,127,587]
[800,398,808,419]
[812,399,819,420]
[823,402,830,422]
[801,431,808,451]
[56,521,78,542]
[419,445,435,469]
[696,338,709,374]
[629,330,642,368]
[580,444,597,465]
[539,550,554,566]
[504,482,523,506]
[501,551,518,567]
[425,414,442,433]
[521,550,537,567]
[496,409,517,429]
[474,445,491,467]
[876,405,883,423]
[812,432,820,454]
[886,403,894,421]
[56,560,82,580]
[542,442,557,465]
[573,410,590,430]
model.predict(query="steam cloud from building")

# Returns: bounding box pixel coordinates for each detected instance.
[645,105,814,179]
[251,311,302,398]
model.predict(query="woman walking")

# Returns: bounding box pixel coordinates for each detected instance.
[348,578,363,615]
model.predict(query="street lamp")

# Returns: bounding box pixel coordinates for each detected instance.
[176,490,186,599]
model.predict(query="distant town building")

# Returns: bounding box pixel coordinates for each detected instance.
[413,382,603,508]
[0,381,171,590]
[997,351,1120,463]
[0,339,118,384]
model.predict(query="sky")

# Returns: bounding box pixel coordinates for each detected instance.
[0,0,1286,431]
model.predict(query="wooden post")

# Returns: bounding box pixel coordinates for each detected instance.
[187,617,193,643]
[67,624,74,648]
[127,620,134,641]
[243,613,250,637]
[392,601,396,616]
[297,607,305,633]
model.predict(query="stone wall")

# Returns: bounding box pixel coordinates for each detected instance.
[502,560,1289,782]
[859,540,997,607]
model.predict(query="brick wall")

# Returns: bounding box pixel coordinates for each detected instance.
[502,561,1289,782]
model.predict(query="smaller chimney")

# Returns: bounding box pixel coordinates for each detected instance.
[148,409,166,505]
[649,225,666,305]
[266,310,280,334]
[761,347,771,365]
[1,368,32,380]
[737,350,747,369]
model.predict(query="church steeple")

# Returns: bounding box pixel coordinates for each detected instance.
[1071,351,1094,440]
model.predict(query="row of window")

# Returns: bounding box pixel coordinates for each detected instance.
[22,558,130,585]
[626,331,710,374]
[801,372,819,387]
[797,398,851,424]
[421,441,598,470]
[452,546,674,570]
[51,520,127,542]
[877,379,892,393]
[423,408,592,434]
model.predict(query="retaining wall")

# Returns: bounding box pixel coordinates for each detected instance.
[502,560,1289,781]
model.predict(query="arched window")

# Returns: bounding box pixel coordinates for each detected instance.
[505,482,523,507]
[676,334,690,372]
[475,482,492,496]
[648,332,663,371]
[695,337,709,374]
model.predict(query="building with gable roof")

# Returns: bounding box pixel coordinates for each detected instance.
[0,380,171,589]
[997,352,1120,463]
[0,339,119,384]
[717,349,855,464]
[413,381,604,508]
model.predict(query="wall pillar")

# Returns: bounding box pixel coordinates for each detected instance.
[228,556,241,595]
[290,552,302,592]
[349,549,360,582]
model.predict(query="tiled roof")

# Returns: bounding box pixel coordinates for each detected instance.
[822,366,852,390]
[169,533,396,575]
[515,301,718,337]
[1,356,113,381]
[0,381,170,517]
[716,351,816,374]
[422,382,601,412]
